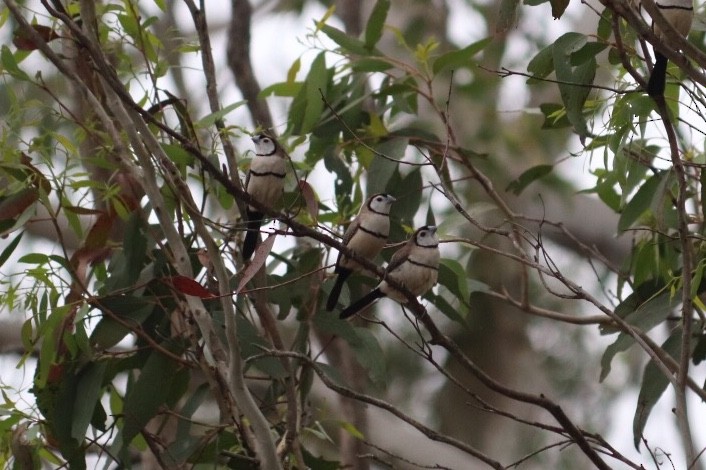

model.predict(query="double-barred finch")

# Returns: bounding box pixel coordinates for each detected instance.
[325,193,396,311]
[647,0,693,97]
[340,225,440,319]
[242,134,287,261]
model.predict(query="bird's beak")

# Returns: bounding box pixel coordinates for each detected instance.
[388,195,397,202]
[428,226,437,234]
[251,135,260,144]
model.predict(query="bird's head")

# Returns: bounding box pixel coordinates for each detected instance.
[414,225,438,247]
[251,133,277,156]
[367,193,396,214]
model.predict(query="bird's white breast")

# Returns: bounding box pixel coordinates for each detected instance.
[247,156,286,209]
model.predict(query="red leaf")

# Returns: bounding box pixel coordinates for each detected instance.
[167,275,216,298]
[13,24,61,51]
[84,212,114,250]
[0,188,39,221]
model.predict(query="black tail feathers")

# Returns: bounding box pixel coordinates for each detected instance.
[326,269,352,311]
[647,50,668,97]
[339,288,384,319]
[242,210,263,261]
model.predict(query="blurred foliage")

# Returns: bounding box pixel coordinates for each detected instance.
[0,0,704,469]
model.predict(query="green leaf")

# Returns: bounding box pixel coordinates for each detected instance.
[301,52,328,134]
[287,57,301,83]
[527,45,554,81]
[105,214,149,292]
[72,362,107,441]
[118,343,183,449]
[693,334,706,364]
[194,101,246,128]
[302,446,342,470]
[552,33,596,137]
[237,313,288,378]
[599,291,674,381]
[427,292,469,328]
[617,172,666,232]
[570,42,608,65]
[539,103,571,129]
[90,296,155,350]
[1,45,29,80]
[350,327,386,386]
[633,328,685,449]
[391,167,423,230]
[351,58,393,72]
[161,143,194,168]
[366,139,405,194]
[0,230,23,268]
[319,24,369,55]
[505,164,553,195]
[259,81,303,98]
[365,0,390,50]
[18,253,48,264]
[432,37,492,75]
[312,311,385,385]
[438,259,470,307]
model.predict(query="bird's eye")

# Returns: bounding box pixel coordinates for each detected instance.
[376,196,383,202]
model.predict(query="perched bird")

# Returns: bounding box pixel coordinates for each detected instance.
[242,134,287,260]
[340,225,440,319]
[325,193,396,311]
[647,0,693,97]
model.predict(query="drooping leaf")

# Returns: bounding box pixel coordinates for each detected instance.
[0,231,23,268]
[366,139,404,194]
[194,101,246,128]
[1,45,29,80]
[551,0,571,19]
[600,291,674,381]
[539,103,571,129]
[298,180,319,221]
[350,327,386,386]
[633,328,686,449]
[303,53,329,134]
[617,172,667,232]
[432,37,492,75]
[364,0,390,50]
[13,24,61,50]
[90,295,155,350]
[506,164,554,195]
[552,33,596,137]
[118,343,184,449]
[236,313,288,378]
[0,188,38,221]
[693,334,706,364]
[237,234,278,293]
[72,362,107,441]
[437,259,471,307]
[527,45,554,81]
[319,24,369,56]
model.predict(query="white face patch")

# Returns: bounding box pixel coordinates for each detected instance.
[416,226,439,247]
[252,135,277,156]
[369,194,395,214]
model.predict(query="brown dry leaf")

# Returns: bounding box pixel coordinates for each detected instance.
[236,233,277,293]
